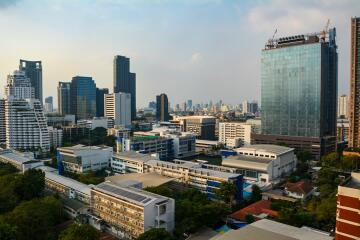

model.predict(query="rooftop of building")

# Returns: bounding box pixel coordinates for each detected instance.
[210,219,332,240]
[112,151,157,163]
[235,144,294,155]
[222,155,274,172]
[175,115,216,120]
[58,144,112,151]
[0,149,36,164]
[93,182,170,206]
[195,139,220,145]
[284,180,314,195]
[343,172,360,190]
[229,200,278,222]
[105,172,175,188]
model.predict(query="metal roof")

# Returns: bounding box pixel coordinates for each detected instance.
[235,144,294,155]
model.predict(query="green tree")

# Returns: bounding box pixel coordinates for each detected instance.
[250,185,262,203]
[138,228,175,240]
[59,223,100,240]
[0,174,21,214]
[144,186,174,198]
[215,182,237,208]
[0,224,17,240]
[0,163,18,176]
[16,169,45,200]
[245,214,255,224]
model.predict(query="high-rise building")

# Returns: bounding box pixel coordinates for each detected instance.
[113,55,136,120]
[253,28,338,159]
[57,82,71,115]
[156,93,170,122]
[335,172,360,240]
[104,92,131,128]
[0,99,5,144]
[19,60,42,103]
[249,101,259,114]
[349,17,360,147]
[5,97,50,152]
[187,99,193,111]
[96,88,109,117]
[5,70,34,99]
[70,76,97,120]
[242,100,249,113]
[44,96,53,113]
[338,94,349,118]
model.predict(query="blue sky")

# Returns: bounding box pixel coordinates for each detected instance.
[0,0,358,107]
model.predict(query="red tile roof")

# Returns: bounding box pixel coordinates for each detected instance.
[230,200,278,221]
[285,180,313,195]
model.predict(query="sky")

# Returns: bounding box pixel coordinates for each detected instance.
[0,0,359,108]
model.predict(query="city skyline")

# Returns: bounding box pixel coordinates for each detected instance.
[0,0,359,107]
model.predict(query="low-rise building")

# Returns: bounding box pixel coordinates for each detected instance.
[222,144,297,184]
[229,200,278,222]
[91,182,175,239]
[111,151,156,174]
[195,139,220,153]
[284,180,314,200]
[57,144,113,174]
[175,116,217,140]
[0,149,43,172]
[77,117,114,130]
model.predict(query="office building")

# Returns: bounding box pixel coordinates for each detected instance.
[19,59,42,103]
[70,76,97,120]
[148,101,156,109]
[156,93,170,122]
[91,181,175,239]
[219,122,256,148]
[5,97,50,152]
[254,28,338,159]
[335,172,360,240]
[57,82,71,115]
[44,96,53,112]
[46,113,75,127]
[222,145,297,184]
[48,126,63,149]
[187,99,193,111]
[0,99,5,144]
[77,117,114,130]
[242,100,249,113]
[176,116,216,140]
[96,88,108,117]
[5,70,35,99]
[349,17,360,147]
[338,94,349,118]
[113,55,136,120]
[104,92,131,128]
[57,144,112,174]
[249,101,258,114]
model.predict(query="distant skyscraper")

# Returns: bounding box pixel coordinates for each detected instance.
[187,99,193,111]
[5,70,34,99]
[156,93,170,122]
[349,17,360,147]
[104,92,131,128]
[148,101,156,109]
[19,59,42,103]
[242,100,249,113]
[57,82,71,115]
[182,102,187,112]
[44,96,53,112]
[96,88,109,117]
[70,76,97,120]
[338,95,348,118]
[113,55,136,120]
[249,101,258,114]
[253,28,338,159]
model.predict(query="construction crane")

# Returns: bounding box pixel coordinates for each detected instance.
[266,29,278,49]
[320,19,330,41]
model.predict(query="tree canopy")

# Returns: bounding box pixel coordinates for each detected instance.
[138,228,175,240]
[59,223,100,240]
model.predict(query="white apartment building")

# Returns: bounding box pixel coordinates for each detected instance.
[48,127,63,148]
[58,144,113,173]
[0,99,5,144]
[5,97,50,152]
[219,122,256,148]
[104,92,131,128]
[4,70,35,100]
[77,117,114,130]
[222,144,297,184]
[338,94,349,118]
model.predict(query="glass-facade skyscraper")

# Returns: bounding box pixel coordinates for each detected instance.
[70,76,97,120]
[96,88,109,117]
[113,55,136,121]
[57,82,71,115]
[156,93,170,122]
[19,59,42,104]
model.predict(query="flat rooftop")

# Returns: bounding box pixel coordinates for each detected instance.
[93,182,169,206]
[0,150,37,165]
[344,172,360,190]
[211,219,332,240]
[236,144,294,155]
[222,155,273,172]
[112,151,157,163]
[106,172,175,188]
[58,144,112,151]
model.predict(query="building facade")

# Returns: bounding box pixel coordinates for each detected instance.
[176,116,216,140]
[0,99,5,144]
[57,82,71,115]
[259,29,338,158]
[104,92,131,128]
[113,55,136,120]
[96,88,109,117]
[48,126,63,149]
[349,17,360,147]
[19,59,42,103]
[5,70,35,99]
[219,122,256,148]
[44,96,53,113]
[156,93,170,122]
[70,76,97,120]
[338,94,349,118]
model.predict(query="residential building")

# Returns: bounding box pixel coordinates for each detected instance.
[77,117,114,130]
[57,82,71,115]
[284,180,314,200]
[156,93,170,122]
[19,59,42,103]
[104,92,131,128]
[0,99,5,144]
[349,17,360,148]
[57,144,112,174]
[70,76,97,120]
[242,100,249,113]
[219,122,256,148]
[5,70,35,99]
[96,88,108,117]
[222,145,297,184]
[255,28,338,159]
[335,172,360,240]
[338,95,349,118]
[5,97,50,152]
[210,219,332,240]
[44,96,53,112]
[48,126,63,149]
[176,116,216,140]
[91,181,175,239]
[113,55,136,120]
[229,200,278,222]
